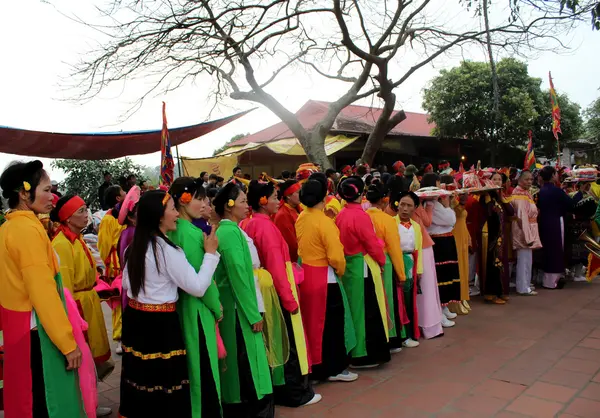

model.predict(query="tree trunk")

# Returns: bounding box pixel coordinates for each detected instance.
[302,131,332,169]
[483,0,501,167]
[360,106,407,166]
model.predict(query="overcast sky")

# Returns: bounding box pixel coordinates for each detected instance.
[0,0,598,181]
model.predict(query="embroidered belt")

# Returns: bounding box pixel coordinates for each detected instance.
[128,299,176,313]
[430,232,454,238]
[528,218,538,223]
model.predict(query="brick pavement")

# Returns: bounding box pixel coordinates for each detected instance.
[11,281,600,417]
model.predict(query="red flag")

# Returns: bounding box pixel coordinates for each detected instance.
[524,130,536,170]
[549,72,562,140]
[160,102,175,186]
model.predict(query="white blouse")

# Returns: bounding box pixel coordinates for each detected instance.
[122,237,219,304]
[398,223,416,253]
[428,200,456,236]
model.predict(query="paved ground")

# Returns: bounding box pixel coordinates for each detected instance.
[95,281,600,417]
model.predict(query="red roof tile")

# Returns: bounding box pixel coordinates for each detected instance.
[229,100,435,146]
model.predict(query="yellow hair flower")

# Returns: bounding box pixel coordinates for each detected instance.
[23,181,31,191]
[227,199,235,207]
[162,192,171,206]
[394,201,399,206]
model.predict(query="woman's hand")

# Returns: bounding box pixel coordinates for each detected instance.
[440,195,450,208]
[65,346,83,370]
[252,320,264,332]
[203,225,219,254]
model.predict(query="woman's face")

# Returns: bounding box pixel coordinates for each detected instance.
[399,195,416,219]
[228,191,249,222]
[27,173,54,215]
[199,197,212,220]
[518,172,533,190]
[68,204,89,231]
[264,189,279,215]
[491,173,503,188]
[160,198,179,232]
[287,189,300,207]
[182,193,205,220]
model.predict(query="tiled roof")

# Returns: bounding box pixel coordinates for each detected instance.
[229,100,435,146]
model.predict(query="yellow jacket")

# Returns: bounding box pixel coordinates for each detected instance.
[52,230,97,294]
[296,207,346,276]
[97,211,125,278]
[0,211,76,355]
[366,207,406,280]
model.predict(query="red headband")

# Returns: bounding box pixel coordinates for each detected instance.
[283,182,302,197]
[58,196,86,222]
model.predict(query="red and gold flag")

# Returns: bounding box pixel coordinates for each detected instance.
[549,72,562,140]
[524,130,536,170]
[160,102,175,186]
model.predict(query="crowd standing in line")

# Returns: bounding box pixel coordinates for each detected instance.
[0,158,598,418]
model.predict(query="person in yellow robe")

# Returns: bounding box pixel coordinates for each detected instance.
[51,195,113,377]
[97,185,126,353]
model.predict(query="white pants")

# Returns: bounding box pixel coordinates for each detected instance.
[516,249,533,294]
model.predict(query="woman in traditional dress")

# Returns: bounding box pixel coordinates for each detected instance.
[480,173,515,304]
[117,186,141,264]
[392,191,423,346]
[244,180,321,407]
[97,185,126,353]
[440,175,470,315]
[366,183,420,350]
[0,161,87,418]
[274,180,302,263]
[212,182,274,418]
[336,176,390,368]
[50,195,113,380]
[167,177,223,418]
[120,190,220,418]
[296,173,357,382]
[537,166,574,289]
[411,175,445,337]
[511,170,542,296]
[424,173,461,324]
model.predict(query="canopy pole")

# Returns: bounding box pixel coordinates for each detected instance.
[175,145,183,177]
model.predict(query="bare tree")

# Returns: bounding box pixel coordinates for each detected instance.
[70,0,595,168]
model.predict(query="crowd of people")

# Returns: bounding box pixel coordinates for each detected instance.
[0,157,597,418]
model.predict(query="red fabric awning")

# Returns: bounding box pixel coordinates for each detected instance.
[0,109,252,160]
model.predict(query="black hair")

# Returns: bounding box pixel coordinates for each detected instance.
[126,174,137,181]
[356,165,368,177]
[200,171,208,179]
[207,187,219,199]
[0,160,47,210]
[381,172,391,184]
[366,182,387,204]
[233,166,241,175]
[169,177,207,210]
[308,172,328,193]
[104,185,123,209]
[299,179,326,208]
[209,173,218,181]
[50,194,77,223]
[338,176,365,201]
[216,176,224,183]
[125,190,177,298]
[243,174,251,180]
[138,180,147,187]
[440,174,454,185]
[421,172,440,188]
[103,171,111,177]
[364,174,373,187]
[213,182,242,216]
[500,173,508,184]
[325,168,336,177]
[247,180,275,211]
[281,170,291,179]
[540,166,556,182]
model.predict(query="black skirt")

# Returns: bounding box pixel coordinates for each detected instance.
[310,283,350,381]
[222,318,275,418]
[119,303,191,418]
[273,308,315,407]
[431,234,462,305]
[350,273,391,367]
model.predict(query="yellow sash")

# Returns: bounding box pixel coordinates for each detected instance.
[364,255,389,341]
[283,262,310,375]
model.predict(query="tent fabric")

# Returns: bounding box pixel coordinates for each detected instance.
[182,135,358,177]
[0,109,252,160]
